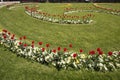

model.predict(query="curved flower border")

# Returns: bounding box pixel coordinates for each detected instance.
[25,6,94,24]
[64,6,120,16]
[93,3,120,16]
[0,29,120,71]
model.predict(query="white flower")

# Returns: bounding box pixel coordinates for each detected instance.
[97,63,103,67]
[66,57,71,64]
[116,63,120,68]
[73,62,77,68]
[80,54,86,59]
[103,65,108,71]
[52,62,56,66]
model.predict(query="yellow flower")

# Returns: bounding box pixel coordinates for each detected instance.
[75,58,79,64]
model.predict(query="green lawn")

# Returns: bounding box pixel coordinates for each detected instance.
[0,45,120,80]
[0,3,120,53]
[0,3,120,80]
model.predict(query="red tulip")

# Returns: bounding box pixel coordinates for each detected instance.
[3,35,7,39]
[11,37,14,40]
[52,49,56,53]
[97,48,101,52]
[73,53,77,58]
[89,50,95,55]
[42,48,45,52]
[23,43,27,47]
[69,44,72,48]
[2,29,7,33]
[31,44,34,48]
[19,37,22,40]
[80,49,83,53]
[57,47,61,51]
[38,42,42,45]
[32,41,34,44]
[8,32,11,35]
[23,36,26,39]
[19,42,22,45]
[98,51,103,55]
[108,51,112,56]
[64,48,67,52]
[12,34,15,37]
[46,44,50,47]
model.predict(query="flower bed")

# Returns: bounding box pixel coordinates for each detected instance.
[0,29,120,71]
[93,3,120,16]
[25,6,94,24]
[24,4,120,25]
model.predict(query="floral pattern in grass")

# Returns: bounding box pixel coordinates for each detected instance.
[0,29,120,72]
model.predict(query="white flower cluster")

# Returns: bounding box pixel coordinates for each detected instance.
[0,30,120,71]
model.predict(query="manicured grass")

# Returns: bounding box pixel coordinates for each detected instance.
[0,3,120,53]
[0,45,120,80]
[0,3,120,80]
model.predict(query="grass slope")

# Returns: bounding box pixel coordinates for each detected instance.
[0,3,120,80]
[0,45,120,80]
[0,3,120,53]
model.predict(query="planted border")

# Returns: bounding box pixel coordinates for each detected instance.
[25,6,94,24]
[0,29,120,71]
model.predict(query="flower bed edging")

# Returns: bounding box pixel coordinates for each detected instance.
[25,6,94,24]
[0,29,120,71]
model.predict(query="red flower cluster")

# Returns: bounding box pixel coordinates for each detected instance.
[97,48,103,55]
[89,50,96,55]
[1,29,117,57]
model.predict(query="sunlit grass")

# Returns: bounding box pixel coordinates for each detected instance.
[0,3,120,80]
